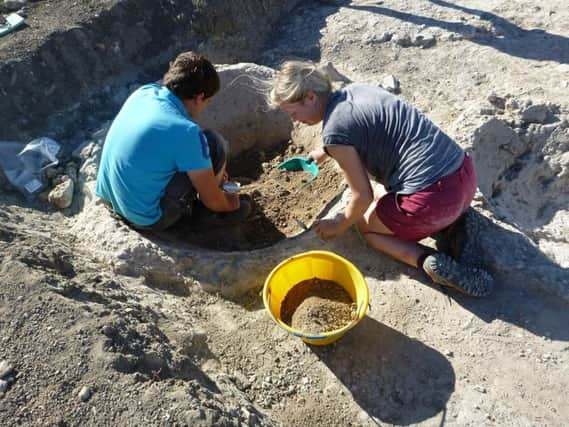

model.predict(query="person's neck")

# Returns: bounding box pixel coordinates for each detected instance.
[182,99,199,118]
[318,94,330,119]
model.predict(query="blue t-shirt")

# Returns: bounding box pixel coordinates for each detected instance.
[96,84,212,225]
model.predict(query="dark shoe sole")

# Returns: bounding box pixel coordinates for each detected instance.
[423,253,494,297]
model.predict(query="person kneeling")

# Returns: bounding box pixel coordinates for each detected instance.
[95,51,251,231]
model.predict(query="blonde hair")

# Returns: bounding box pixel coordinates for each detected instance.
[269,61,332,106]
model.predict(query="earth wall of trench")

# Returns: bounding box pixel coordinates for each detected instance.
[0,0,301,144]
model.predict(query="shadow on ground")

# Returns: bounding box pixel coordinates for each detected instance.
[448,284,569,342]
[148,207,286,252]
[260,1,343,65]
[312,318,455,425]
[348,1,569,64]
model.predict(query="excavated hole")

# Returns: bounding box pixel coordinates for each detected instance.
[154,138,343,251]
[141,65,345,252]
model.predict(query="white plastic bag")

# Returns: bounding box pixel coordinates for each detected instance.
[0,137,61,196]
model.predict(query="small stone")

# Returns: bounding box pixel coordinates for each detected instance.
[392,33,412,47]
[479,104,497,115]
[414,34,436,49]
[0,380,8,394]
[488,93,506,109]
[78,386,92,402]
[520,104,550,124]
[505,98,520,110]
[0,360,14,379]
[381,75,401,94]
[48,177,74,209]
[475,385,487,393]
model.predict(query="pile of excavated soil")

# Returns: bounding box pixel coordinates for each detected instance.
[281,278,356,334]
[154,139,344,251]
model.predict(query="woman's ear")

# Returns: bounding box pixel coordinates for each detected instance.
[304,91,317,104]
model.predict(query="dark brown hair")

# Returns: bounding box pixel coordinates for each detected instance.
[163,51,220,100]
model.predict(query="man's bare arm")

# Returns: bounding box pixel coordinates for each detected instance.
[187,169,239,212]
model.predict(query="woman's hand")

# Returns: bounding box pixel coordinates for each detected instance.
[312,215,347,239]
[315,145,374,236]
[308,149,328,165]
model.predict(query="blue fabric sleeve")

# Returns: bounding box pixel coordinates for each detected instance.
[175,127,213,172]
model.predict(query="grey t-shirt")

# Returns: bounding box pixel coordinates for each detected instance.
[322,84,464,194]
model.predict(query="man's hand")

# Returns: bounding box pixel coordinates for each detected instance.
[187,169,239,212]
[224,192,240,210]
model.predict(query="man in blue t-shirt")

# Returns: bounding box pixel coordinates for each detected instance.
[96,51,250,231]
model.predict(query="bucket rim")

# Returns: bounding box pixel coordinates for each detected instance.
[262,250,369,341]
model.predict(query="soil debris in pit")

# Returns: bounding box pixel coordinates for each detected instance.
[156,139,344,251]
[280,278,357,335]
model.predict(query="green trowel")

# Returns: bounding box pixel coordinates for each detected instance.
[277,156,319,184]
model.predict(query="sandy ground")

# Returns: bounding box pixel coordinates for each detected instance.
[1,1,569,426]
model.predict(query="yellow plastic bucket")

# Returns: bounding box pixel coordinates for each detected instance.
[263,250,369,345]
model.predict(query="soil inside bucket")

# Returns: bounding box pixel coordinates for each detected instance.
[154,140,344,251]
[280,278,357,335]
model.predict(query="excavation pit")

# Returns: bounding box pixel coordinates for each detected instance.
[154,139,343,251]
[126,63,346,252]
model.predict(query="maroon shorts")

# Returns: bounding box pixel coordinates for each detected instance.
[376,154,476,241]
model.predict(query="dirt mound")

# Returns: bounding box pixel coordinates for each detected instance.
[0,0,302,142]
[472,101,569,267]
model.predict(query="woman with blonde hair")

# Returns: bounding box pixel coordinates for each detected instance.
[270,61,493,297]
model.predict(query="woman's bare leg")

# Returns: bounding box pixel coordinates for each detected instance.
[358,200,432,268]
[358,198,493,297]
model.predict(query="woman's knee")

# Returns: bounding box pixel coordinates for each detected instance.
[357,215,371,234]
